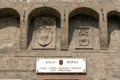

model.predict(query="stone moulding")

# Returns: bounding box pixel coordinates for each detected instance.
[0,79,22,80]
[7,0,84,3]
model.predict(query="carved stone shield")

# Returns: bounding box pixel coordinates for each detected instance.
[36,27,53,47]
[32,17,56,49]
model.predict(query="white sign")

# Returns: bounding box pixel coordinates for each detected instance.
[36,58,86,73]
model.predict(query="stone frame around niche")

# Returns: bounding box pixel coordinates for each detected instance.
[32,17,56,50]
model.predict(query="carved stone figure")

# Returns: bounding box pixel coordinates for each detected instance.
[32,17,56,49]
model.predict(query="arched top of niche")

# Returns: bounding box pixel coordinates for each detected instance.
[107,10,120,50]
[0,8,20,18]
[107,10,120,18]
[69,7,99,20]
[28,6,61,20]
[28,6,61,49]
[0,7,20,51]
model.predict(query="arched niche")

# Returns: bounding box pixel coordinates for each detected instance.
[28,7,61,50]
[0,8,20,51]
[107,11,120,50]
[69,7,99,50]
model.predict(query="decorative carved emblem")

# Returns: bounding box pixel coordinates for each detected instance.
[75,26,93,49]
[35,27,53,47]
[78,29,89,46]
[59,59,63,65]
[32,17,56,49]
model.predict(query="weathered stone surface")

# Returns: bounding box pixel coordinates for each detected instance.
[0,18,20,50]
[0,0,119,80]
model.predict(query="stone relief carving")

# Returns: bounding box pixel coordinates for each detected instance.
[35,27,53,47]
[32,17,56,49]
[76,26,93,49]
[78,29,89,46]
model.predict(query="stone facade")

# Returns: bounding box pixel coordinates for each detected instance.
[0,0,120,80]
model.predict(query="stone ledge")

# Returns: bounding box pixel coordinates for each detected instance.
[15,51,72,57]
[1,50,120,57]
[0,79,22,80]
[0,79,36,80]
